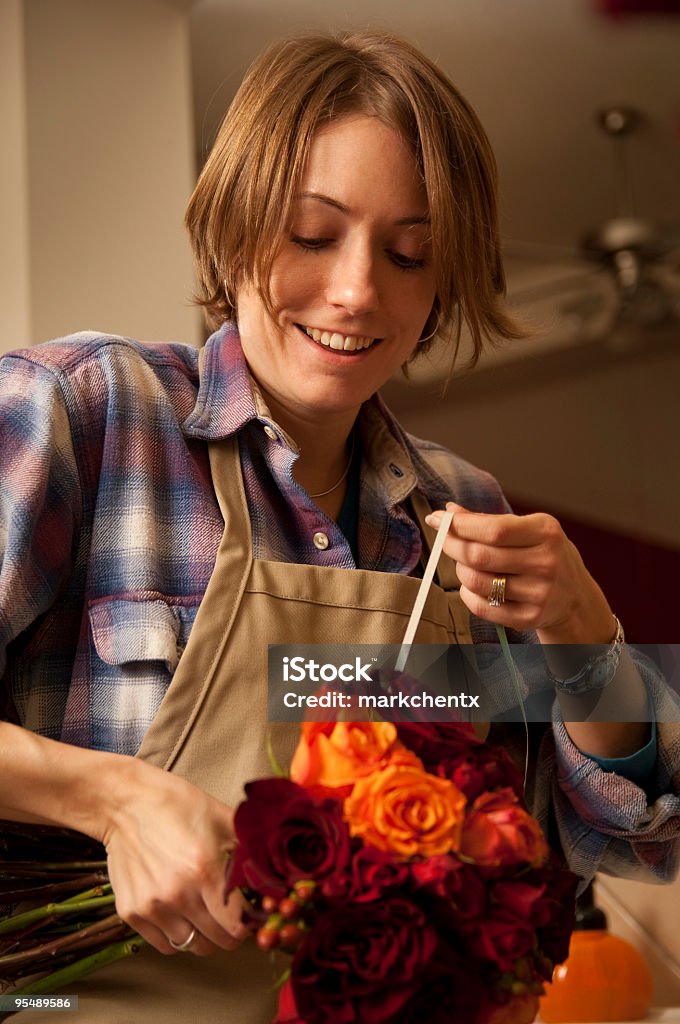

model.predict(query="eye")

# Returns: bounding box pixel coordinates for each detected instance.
[388,250,428,272]
[290,235,332,252]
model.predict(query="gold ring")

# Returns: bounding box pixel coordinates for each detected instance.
[169,926,197,952]
[488,576,507,607]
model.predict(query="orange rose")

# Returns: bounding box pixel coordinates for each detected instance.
[344,762,466,859]
[290,721,415,799]
[460,788,548,869]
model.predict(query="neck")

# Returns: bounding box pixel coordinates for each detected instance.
[258,389,358,498]
[295,426,356,501]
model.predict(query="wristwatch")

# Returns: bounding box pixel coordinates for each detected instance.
[549,615,625,695]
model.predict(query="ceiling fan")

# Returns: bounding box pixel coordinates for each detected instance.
[505,106,680,353]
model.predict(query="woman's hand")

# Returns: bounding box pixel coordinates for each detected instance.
[425,502,614,644]
[0,726,249,956]
[99,758,250,957]
[424,502,652,758]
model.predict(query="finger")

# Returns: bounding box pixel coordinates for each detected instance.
[171,898,245,953]
[118,913,212,958]
[428,504,562,548]
[443,536,546,577]
[222,888,253,940]
[458,584,543,632]
[202,887,252,948]
[164,922,219,959]
[455,564,551,607]
[155,901,238,956]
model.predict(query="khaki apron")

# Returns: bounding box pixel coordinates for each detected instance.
[17,435,472,1024]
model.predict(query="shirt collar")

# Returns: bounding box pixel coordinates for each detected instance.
[182,320,422,501]
[182,322,279,440]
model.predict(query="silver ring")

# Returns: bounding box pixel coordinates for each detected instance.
[488,576,507,607]
[169,926,197,952]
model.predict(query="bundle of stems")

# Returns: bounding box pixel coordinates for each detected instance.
[0,820,146,1017]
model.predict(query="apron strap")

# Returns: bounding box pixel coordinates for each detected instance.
[409,491,462,594]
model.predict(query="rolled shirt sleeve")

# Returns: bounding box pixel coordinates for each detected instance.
[548,652,680,887]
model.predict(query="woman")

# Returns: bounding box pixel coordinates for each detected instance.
[1,31,678,1024]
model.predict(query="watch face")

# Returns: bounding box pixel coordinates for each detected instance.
[585,656,618,690]
[550,642,623,695]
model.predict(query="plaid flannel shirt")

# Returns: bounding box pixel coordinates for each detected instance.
[1,323,679,887]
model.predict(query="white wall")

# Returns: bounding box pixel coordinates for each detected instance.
[388,339,680,550]
[1,0,201,355]
[0,0,32,350]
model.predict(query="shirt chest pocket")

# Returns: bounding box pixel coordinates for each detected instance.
[87,597,199,752]
[89,598,192,670]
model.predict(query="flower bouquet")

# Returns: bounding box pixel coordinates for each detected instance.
[0,721,576,1022]
[230,720,578,1024]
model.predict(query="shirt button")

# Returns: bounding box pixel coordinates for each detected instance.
[389,463,404,477]
[263,425,278,441]
[313,531,330,550]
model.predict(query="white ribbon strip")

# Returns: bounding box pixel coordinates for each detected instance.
[394,510,454,674]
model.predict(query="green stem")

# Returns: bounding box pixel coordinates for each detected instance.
[0,895,115,936]
[0,914,125,971]
[61,884,111,904]
[0,872,109,904]
[495,623,529,787]
[0,915,59,957]
[0,862,106,873]
[265,729,287,778]
[8,936,148,996]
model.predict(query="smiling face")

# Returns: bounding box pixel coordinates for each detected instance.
[236,115,436,434]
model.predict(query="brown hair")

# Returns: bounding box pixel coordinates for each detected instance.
[185,31,524,366]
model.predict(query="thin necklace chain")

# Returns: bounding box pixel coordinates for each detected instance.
[309,431,356,499]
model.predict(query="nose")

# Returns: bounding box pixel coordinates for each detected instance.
[325,238,379,316]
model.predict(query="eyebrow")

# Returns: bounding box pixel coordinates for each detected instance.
[297,191,430,227]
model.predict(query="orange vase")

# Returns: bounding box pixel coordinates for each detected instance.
[539,889,653,1023]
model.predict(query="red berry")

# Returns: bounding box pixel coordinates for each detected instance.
[278,897,299,918]
[279,923,303,948]
[256,927,280,951]
[294,881,315,902]
[261,896,278,914]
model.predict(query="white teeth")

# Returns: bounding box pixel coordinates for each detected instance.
[302,325,376,352]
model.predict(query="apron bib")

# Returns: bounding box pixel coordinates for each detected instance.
[18,435,471,1024]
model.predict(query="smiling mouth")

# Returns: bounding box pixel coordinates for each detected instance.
[296,324,380,353]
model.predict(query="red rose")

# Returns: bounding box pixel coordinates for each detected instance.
[477,992,540,1024]
[395,723,524,800]
[274,980,306,1024]
[521,859,578,971]
[462,907,536,971]
[410,855,486,921]
[395,945,483,1024]
[440,746,525,802]
[370,669,465,723]
[230,778,351,898]
[291,897,438,1023]
[460,789,548,870]
[396,721,481,764]
[321,844,410,903]
[491,880,548,924]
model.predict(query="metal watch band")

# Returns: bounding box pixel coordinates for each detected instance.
[549,615,625,695]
